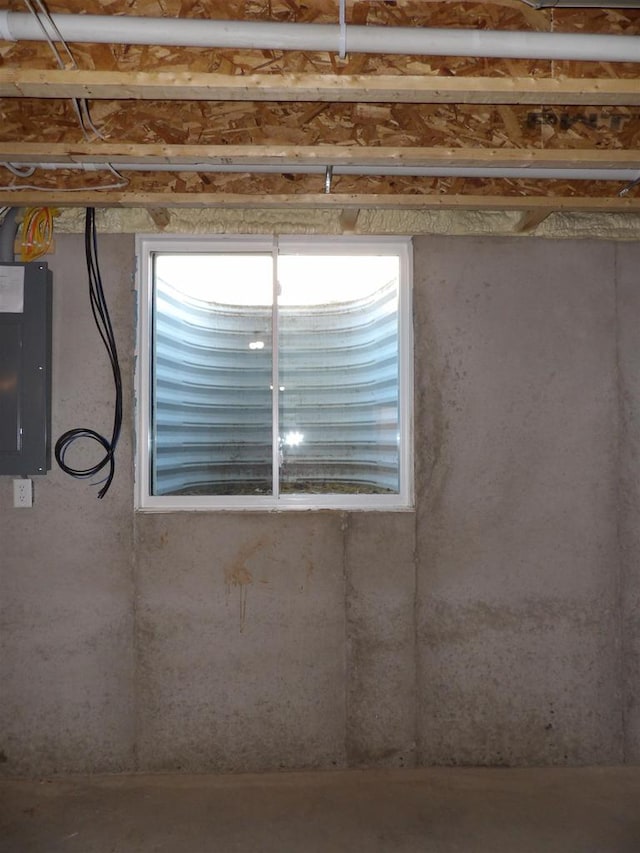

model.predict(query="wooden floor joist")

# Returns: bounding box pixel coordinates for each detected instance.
[513,209,555,233]
[339,208,361,231]
[0,191,638,211]
[2,70,640,106]
[2,143,639,171]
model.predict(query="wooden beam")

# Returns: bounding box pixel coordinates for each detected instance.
[2,69,640,105]
[1,143,639,171]
[339,208,361,232]
[0,191,638,212]
[147,207,171,229]
[513,209,554,233]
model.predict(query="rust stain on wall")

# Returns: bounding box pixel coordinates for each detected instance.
[223,537,270,631]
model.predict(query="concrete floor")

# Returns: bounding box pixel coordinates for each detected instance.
[1,767,640,852]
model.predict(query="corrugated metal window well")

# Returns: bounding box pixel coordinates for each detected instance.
[135,236,413,511]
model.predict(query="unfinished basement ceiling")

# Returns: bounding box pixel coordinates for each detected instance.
[0,0,639,220]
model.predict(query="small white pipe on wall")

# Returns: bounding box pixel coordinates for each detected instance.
[0,12,639,63]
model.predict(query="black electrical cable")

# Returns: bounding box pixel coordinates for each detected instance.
[54,208,123,498]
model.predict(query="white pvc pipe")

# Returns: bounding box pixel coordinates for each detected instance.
[0,12,639,63]
[4,161,640,182]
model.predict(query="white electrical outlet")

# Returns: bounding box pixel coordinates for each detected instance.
[13,479,33,508]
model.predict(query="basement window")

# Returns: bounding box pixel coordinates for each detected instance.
[135,235,413,511]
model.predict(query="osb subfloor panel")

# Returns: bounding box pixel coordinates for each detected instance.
[4,100,640,149]
[2,767,640,852]
[1,100,638,204]
[1,0,639,203]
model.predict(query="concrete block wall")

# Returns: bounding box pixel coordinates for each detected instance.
[0,235,136,775]
[414,238,623,765]
[0,234,638,775]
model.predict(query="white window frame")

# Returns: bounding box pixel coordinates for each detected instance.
[135,234,413,511]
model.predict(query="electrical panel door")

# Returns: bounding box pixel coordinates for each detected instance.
[0,262,52,475]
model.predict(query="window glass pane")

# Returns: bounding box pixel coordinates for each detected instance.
[152,254,273,496]
[277,255,400,495]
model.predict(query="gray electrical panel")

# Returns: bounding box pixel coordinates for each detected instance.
[0,262,52,475]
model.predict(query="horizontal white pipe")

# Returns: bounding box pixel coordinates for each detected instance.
[4,161,640,182]
[0,12,639,63]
